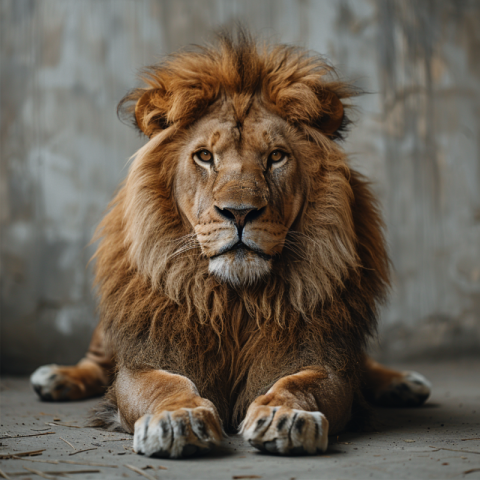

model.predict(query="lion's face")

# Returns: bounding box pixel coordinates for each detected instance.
[120,40,354,292]
[175,100,307,285]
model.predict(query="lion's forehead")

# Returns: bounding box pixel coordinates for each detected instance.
[189,101,290,157]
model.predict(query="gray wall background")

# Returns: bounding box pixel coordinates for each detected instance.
[1,0,479,374]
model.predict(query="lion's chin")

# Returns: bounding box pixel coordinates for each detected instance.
[208,249,272,286]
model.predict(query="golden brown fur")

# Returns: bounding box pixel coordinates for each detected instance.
[31,31,431,458]
[93,32,388,429]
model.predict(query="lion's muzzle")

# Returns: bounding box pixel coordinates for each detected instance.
[195,201,280,285]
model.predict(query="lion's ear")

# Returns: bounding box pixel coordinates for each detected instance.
[118,87,170,137]
[133,88,171,137]
[313,90,345,137]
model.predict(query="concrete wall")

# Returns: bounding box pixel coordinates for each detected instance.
[1,0,479,374]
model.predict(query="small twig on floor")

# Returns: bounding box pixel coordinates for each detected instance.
[11,457,117,468]
[101,438,130,442]
[59,436,75,451]
[0,432,55,440]
[125,464,157,480]
[0,467,12,480]
[60,460,117,468]
[464,468,480,474]
[31,428,52,432]
[20,467,101,477]
[143,465,167,471]
[45,422,82,429]
[429,446,480,455]
[232,476,262,479]
[0,449,46,459]
[23,466,57,479]
[11,456,59,465]
[462,438,480,441]
[68,447,97,456]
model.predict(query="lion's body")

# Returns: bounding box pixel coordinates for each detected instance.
[95,168,386,429]
[31,32,431,458]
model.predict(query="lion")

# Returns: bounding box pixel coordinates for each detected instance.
[30,31,431,458]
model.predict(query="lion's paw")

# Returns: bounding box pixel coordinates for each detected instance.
[241,406,329,455]
[375,371,431,407]
[31,364,82,401]
[133,407,222,458]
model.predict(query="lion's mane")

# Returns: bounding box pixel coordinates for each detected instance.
[93,32,389,428]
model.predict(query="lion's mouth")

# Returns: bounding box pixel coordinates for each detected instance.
[211,241,272,261]
[208,241,273,285]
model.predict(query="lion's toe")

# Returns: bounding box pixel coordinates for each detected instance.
[242,406,328,456]
[376,371,431,407]
[133,408,221,459]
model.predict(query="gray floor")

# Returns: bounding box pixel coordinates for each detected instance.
[1,359,480,480]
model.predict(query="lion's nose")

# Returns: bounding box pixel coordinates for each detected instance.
[214,206,266,233]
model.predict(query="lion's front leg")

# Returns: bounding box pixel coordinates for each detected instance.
[115,368,223,458]
[241,368,353,455]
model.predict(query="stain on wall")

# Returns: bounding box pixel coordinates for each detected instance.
[1,0,479,373]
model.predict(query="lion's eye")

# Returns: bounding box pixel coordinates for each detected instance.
[195,149,213,163]
[269,150,287,164]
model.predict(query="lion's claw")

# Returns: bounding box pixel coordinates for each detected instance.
[133,408,221,458]
[242,406,329,455]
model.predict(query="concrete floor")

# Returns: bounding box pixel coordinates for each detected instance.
[1,359,480,480]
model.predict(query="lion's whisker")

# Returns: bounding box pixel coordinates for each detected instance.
[282,242,311,262]
[286,231,327,252]
[167,244,201,261]
[163,233,198,246]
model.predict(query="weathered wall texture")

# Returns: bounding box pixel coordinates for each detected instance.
[1,0,479,374]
